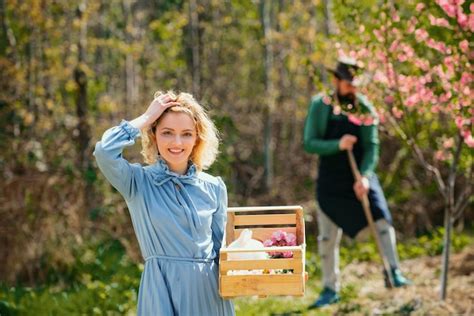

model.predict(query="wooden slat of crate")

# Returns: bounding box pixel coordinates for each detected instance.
[220,205,306,298]
[227,206,303,212]
[233,214,296,226]
[220,274,305,297]
[220,258,298,272]
[225,212,235,246]
[234,227,296,243]
[220,248,304,273]
[295,208,305,245]
[221,246,302,253]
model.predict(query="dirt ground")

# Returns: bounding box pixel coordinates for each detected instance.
[335,245,474,315]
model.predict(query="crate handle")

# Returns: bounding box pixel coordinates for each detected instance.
[220,245,304,253]
[227,205,303,212]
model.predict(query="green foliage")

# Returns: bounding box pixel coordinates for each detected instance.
[337,227,472,267]
[397,227,472,259]
[0,241,140,315]
[0,229,472,315]
[306,225,472,274]
[1,0,472,311]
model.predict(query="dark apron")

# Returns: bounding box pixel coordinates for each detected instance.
[316,112,392,238]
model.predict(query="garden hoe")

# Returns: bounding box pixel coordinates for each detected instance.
[347,150,395,288]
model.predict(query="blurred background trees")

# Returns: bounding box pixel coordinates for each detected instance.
[1,0,472,290]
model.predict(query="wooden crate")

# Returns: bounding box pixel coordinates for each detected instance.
[219,206,307,298]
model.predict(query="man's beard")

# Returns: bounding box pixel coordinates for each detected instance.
[336,91,356,105]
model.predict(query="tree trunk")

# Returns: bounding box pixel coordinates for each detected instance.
[0,0,7,55]
[440,134,464,300]
[189,0,201,98]
[322,0,335,36]
[260,0,275,191]
[123,0,138,111]
[440,207,452,300]
[74,1,90,170]
[320,0,334,85]
[74,0,94,215]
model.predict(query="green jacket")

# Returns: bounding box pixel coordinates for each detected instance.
[303,93,380,177]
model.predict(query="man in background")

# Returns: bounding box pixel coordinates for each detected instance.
[304,57,411,309]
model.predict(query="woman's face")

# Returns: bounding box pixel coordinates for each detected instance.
[155,111,197,174]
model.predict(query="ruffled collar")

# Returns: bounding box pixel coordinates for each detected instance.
[147,158,203,238]
[148,158,198,186]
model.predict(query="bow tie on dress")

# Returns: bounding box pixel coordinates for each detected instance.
[149,159,203,238]
[150,158,198,187]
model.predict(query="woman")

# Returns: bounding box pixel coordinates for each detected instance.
[94,91,235,315]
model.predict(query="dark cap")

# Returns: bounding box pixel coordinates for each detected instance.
[327,57,363,85]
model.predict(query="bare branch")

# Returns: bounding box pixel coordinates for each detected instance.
[385,115,447,198]
[453,167,473,220]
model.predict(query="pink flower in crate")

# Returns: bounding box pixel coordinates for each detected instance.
[264,230,297,259]
[263,239,273,247]
[286,233,297,246]
[271,230,287,243]
[282,251,293,258]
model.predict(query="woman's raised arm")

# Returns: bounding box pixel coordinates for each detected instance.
[93,92,180,200]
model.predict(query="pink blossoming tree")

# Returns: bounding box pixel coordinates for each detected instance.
[337,0,472,300]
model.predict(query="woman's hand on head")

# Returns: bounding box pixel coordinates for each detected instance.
[145,92,180,122]
[130,92,181,129]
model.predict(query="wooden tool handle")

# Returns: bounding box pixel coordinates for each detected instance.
[347,150,395,288]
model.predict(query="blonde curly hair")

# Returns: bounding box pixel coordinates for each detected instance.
[140,91,219,171]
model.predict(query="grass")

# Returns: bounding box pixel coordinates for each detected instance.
[0,228,472,316]
[233,283,360,316]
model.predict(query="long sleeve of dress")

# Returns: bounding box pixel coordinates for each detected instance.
[303,98,341,156]
[93,120,143,200]
[211,177,228,264]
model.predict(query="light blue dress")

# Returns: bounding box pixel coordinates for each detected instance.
[93,120,235,316]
